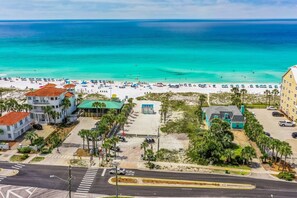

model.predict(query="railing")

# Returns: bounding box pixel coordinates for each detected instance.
[33,100,50,104]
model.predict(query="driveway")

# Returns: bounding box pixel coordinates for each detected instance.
[251,109,297,162]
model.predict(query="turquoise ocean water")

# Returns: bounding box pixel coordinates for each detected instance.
[0,19,297,83]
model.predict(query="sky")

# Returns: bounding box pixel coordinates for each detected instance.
[0,0,297,20]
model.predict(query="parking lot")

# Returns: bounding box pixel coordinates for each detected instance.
[251,109,297,161]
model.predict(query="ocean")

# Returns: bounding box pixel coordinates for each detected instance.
[0,19,297,83]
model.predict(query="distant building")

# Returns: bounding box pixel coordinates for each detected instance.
[78,100,124,117]
[280,65,297,121]
[25,83,77,124]
[0,112,31,140]
[202,105,245,129]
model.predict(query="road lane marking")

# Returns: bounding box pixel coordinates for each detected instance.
[101,168,106,176]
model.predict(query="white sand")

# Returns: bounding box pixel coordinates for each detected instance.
[0,77,280,100]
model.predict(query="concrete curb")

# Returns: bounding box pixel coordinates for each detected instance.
[0,168,19,177]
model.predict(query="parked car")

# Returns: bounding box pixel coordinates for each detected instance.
[266,106,277,110]
[292,132,297,139]
[118,136,126,142]
[272,112,284,117]
[264,132,271,137]
[279,120,296,127]
[32,124,43,130]
[109,168,126,175]
[145,137,155,143]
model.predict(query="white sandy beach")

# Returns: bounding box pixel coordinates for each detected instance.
[0,77,280,100]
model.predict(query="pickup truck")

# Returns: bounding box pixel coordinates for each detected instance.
[279,120,295,127]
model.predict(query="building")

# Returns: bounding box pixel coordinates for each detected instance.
[202,105,245,129]
[25,84,77,124]
[280,65,297,120]
[78,100,124,117]
[0,112,31,140]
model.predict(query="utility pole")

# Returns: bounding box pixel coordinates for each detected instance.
[68,165,72,198]
[115,164,119,198]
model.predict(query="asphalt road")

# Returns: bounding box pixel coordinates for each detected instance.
[1,162,297,197]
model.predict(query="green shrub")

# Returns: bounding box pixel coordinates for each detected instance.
[41,147,51,154]
[17,147,32,154]
[146,162,156,169]
[277,172,296,181]
[21,154,29,160]
[32,137,45,146]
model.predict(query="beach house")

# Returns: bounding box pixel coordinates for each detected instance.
[280,65,297,121]
[202,105,245,129]
[0,112,31,141]
[78,100,124,117]
[25,84,77,124]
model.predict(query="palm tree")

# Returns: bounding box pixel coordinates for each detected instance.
[116,113,127,134]
[5,99,18,112]
[224,149,234,163]
[160,99,169,123]
[241,146,256,165]
[198,95,207,107]
[0,100,5,116]
[264,90,271,106]
[240,89,247,104]
[141,141,149,157]
[42,106,53,124]
[62,98,71,122]
[22,104,32,112]
[260,153,269,163]
[78,129,87,150]
[92,101,101,117]
[25,131,38,145]
[271,89,279,105]
[279,142,293,171]
[100,102,106,116]
[50,110,60,124]
[231,87,240,94]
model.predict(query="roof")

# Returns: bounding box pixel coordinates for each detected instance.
[43,83,57,88]
[64,84,76,89]
[202,106,244,122]
[0,112,30,126]
[25,87,66,97]
[65,92,74,98]
[78,100,124,110]
[283,65,297,81]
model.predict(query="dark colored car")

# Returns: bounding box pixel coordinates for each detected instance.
[264,132,271,137]
[33,124,43,130]
[292,132,297,139]
[110,146,120,152]
[118,136,126,142]
[272,112,284,117]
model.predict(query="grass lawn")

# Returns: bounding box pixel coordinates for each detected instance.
[30,156,45,163]
[10,154,29,162]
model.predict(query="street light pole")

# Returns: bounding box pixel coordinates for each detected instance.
[68,165,72,198]
[115,164,118,198]
[157,127,160,153]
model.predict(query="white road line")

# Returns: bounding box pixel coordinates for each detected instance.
[101,168,107,176]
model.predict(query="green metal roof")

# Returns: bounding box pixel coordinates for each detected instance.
[78,100,124,110]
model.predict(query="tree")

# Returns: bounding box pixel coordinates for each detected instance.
[62,98,71,123]
[279,142,293,171]
[271,89,279,105]
[231,87,240,94]
[264,90,271,106]
[241,146,256,165]
[224,149,234,163]
[50,110,60,124]
[240,89,247,104]
[260,153,269,163]
[42,106,53,124]
[25,131,38,145]
[198,95,207,107]
[0,100,5,116]
[116,113,127,134]
[141,141,149,157]
[194,106,203,124]
[100,102,106,116]
[22,104,32,112]
[92,101,101,117]
[78,129,87,150]
[160,99,169,123]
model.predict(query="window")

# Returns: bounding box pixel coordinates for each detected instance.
[28,97,32,100]
[290,75,292,78]
[55,97,58,100]
[8,134,12,139]
[20,120,23,125]
[52,106,55,108]
[56,105,58,108]
[51,97,54,100]
[289,83,292,86]
[7,126,10,131]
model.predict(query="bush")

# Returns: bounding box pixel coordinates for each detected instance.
[146,162,156,169]
[277,172,296,181]
[17,147,32,154]
[41,147,51,154]
[32,137,45,146]
[21,154,29,160]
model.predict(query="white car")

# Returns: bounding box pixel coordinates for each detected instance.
[279,120,296,127]
[267,106,277,110]
[109,168,126,175]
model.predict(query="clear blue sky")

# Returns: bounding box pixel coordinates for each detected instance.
[0,0,297,20]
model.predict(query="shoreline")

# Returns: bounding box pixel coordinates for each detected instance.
[0,76,280,100]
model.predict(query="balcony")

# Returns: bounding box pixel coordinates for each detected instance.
[33,100,50,104]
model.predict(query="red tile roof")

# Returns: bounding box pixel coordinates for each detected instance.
[65,92,74,98]
[0,112,30,126]
[26,87,66,97]
[43,83,57,88]
[64,84,76,88]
